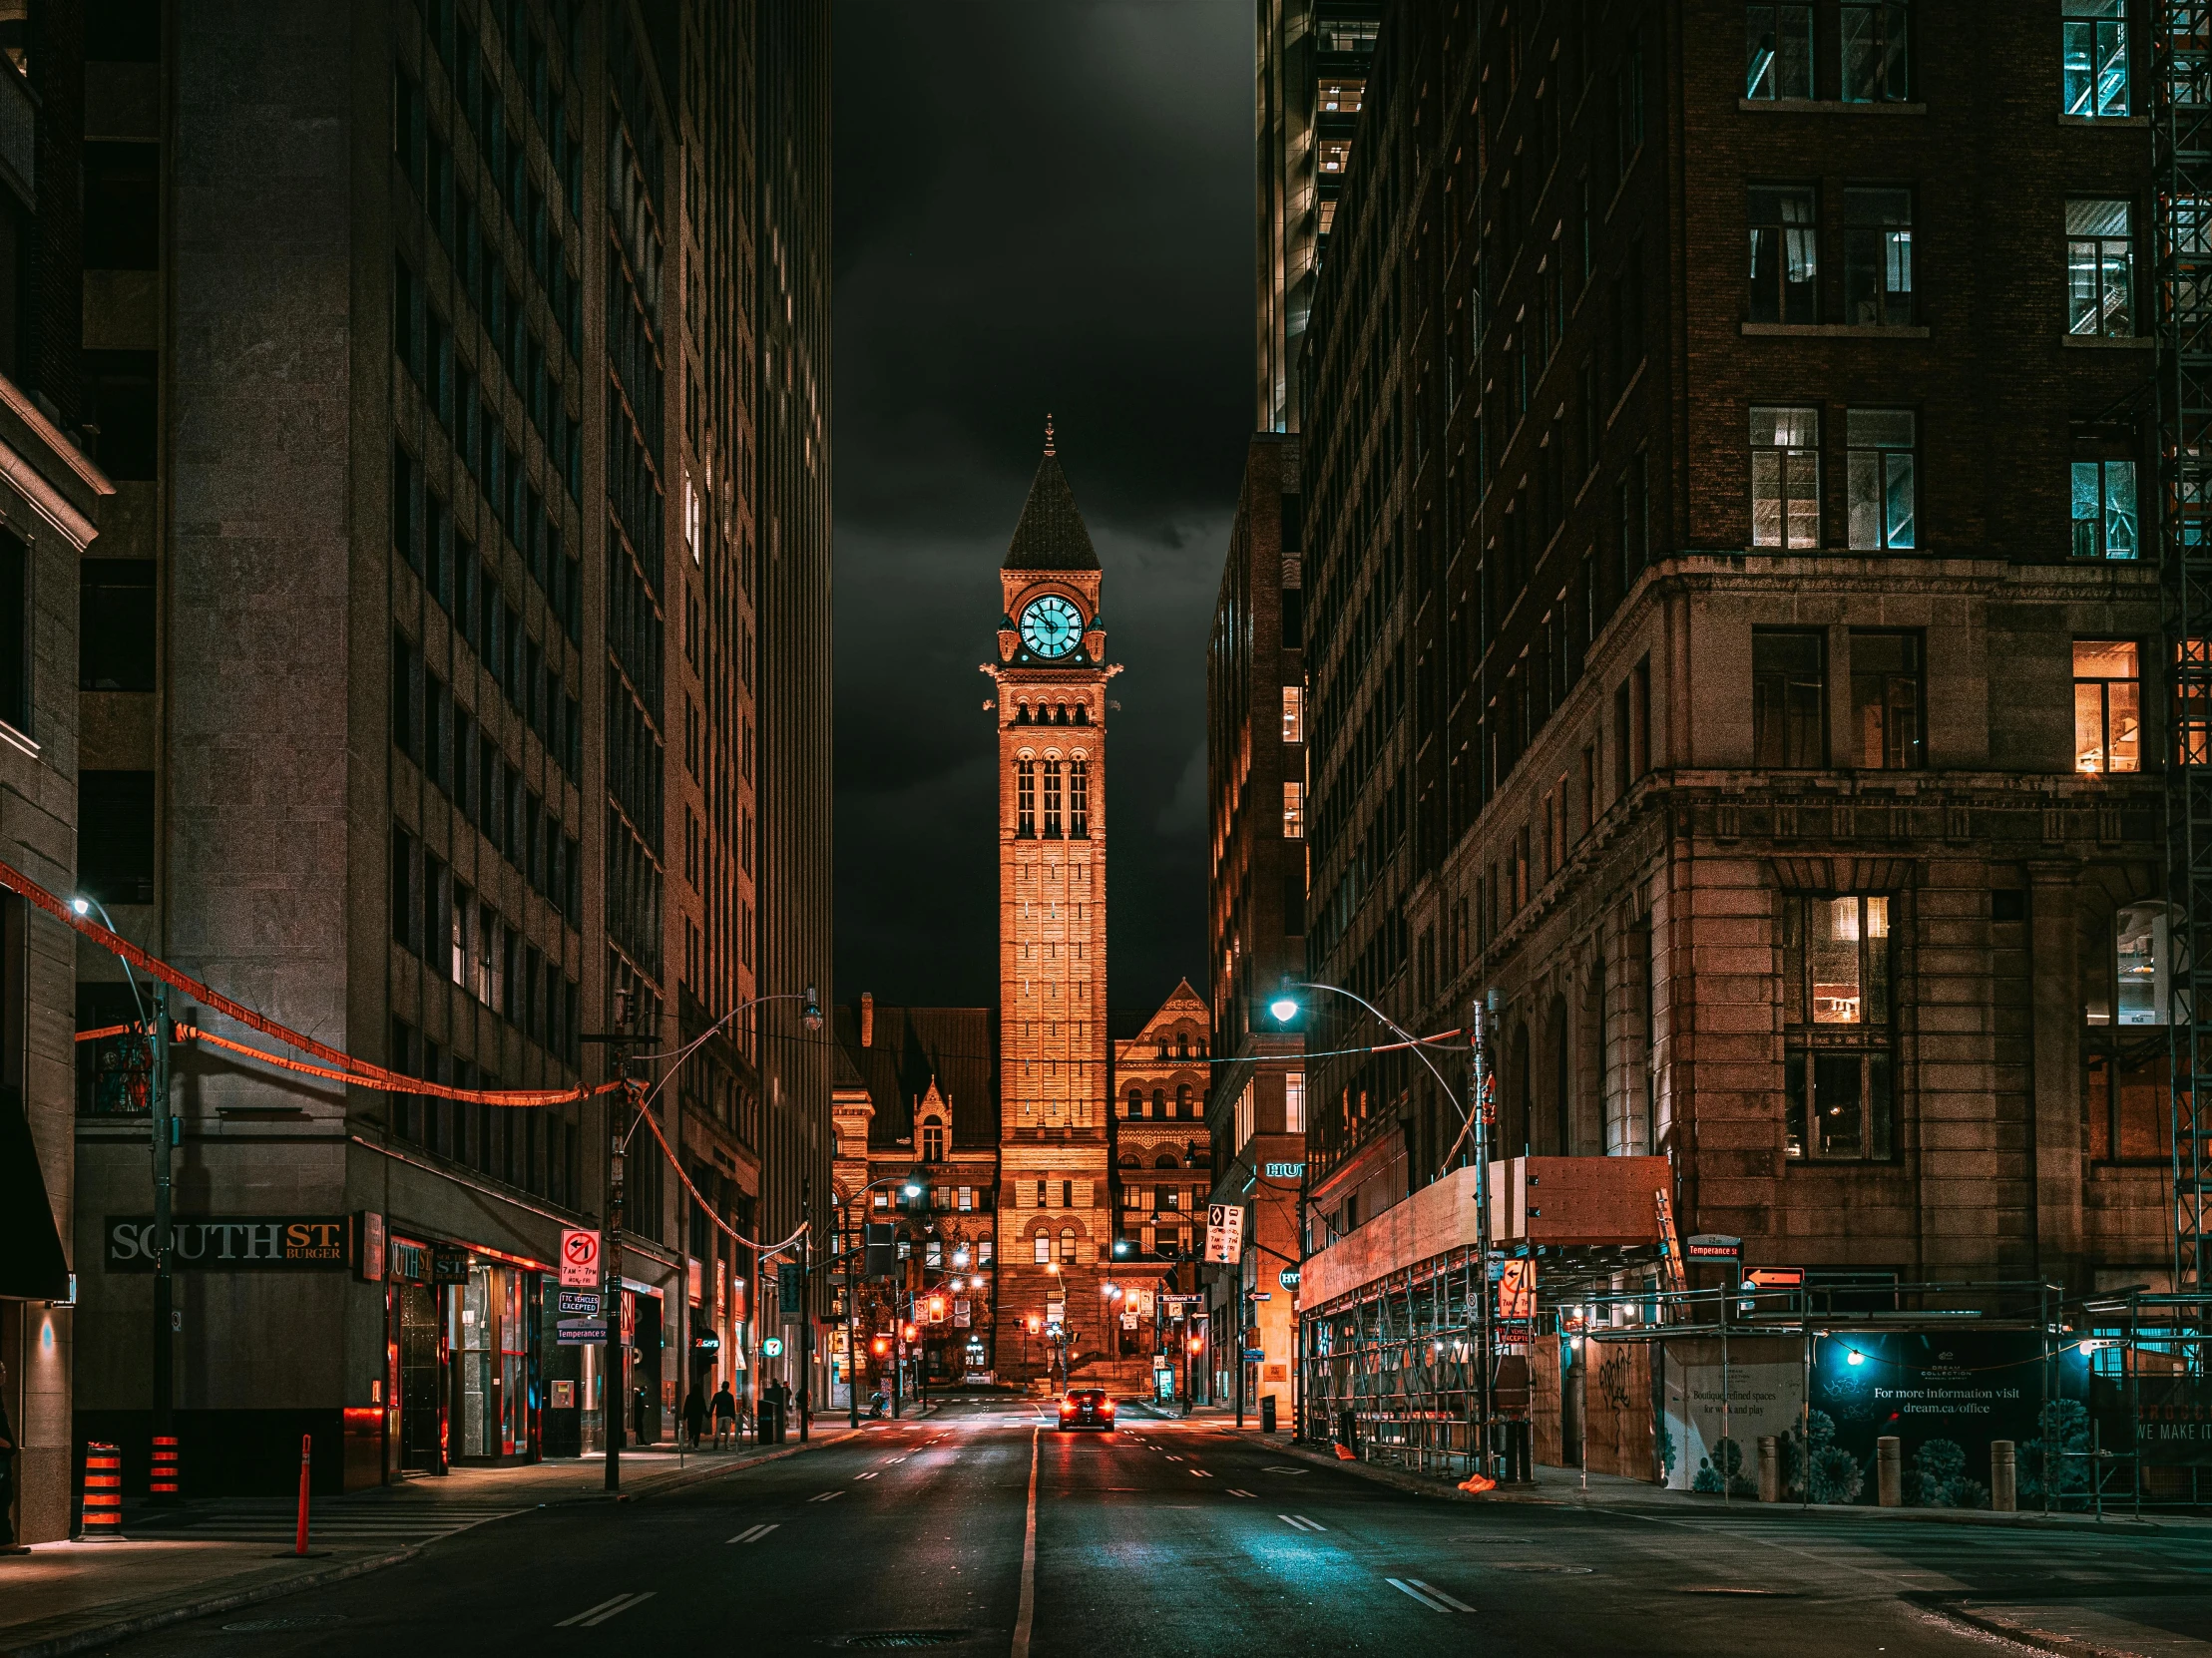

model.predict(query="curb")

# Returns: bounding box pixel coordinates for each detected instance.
[1916,1600,2157,1658]
[1217,1433,2207,1535]
[0,1423,877,1658]
[0,1544,423,1658]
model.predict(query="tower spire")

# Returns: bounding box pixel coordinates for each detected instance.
[1044,413,1056,457]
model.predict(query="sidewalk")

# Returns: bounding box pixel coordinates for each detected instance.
[0,1425,883,1658]
[1217,1426,2212,1535]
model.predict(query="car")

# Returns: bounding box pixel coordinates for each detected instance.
[1056,1388,1115,1431]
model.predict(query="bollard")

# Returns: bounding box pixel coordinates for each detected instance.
[1758,1435,1780,1503]
[1877,1436,1902,1507]
[293,1434,312,1555]
[81,1443,125,1539]
[150,1435,181,1499]
[1991,1440,2016,1512]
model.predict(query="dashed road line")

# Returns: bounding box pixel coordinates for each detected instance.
[1228,1488,1257,1498]
[1279,1513,1327,1533]
[1190,1469,1214,1478]
[808,1490,844,1503]
[726,1522,779,1544]
[855,1470,879,1479]
[557,1591,657,1627]
[1387,1579,1472,1614]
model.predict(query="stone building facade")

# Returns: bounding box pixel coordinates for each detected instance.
[1294,2,2170,1295]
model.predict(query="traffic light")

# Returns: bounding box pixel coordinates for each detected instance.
[870,1334,893,1360]
[1026,1313,1042,1335]
[901,1321,919,1344]
[926,1294,948,1324]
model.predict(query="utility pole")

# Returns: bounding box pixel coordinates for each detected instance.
[845,1196,860,1429]
[149,984,176,1495]
[1471,992,1496,1482]
[798,1176,812,1442]
[603,991,638,1493]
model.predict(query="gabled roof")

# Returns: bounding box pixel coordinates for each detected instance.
[1003,449,1099,572]
[833,1003,999,1150]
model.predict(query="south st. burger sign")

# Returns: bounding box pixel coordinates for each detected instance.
[106,1216,349,1270]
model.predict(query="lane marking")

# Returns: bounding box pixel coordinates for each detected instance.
[1190,1469,1213,1478]
[1227,1488,1256,1498]
[725,1522,780,1544]
[1386,1579,1458,1613]
[558,1590,657,1627]
[1165,1454,1184,1461]
[1405,1579,1475,1612]
[883,1455,907,1463]
[1279,1513,1327,1533]
[1012,1429,1039,1658]
[855,1471,879,1479]
[808,1490,844,1503]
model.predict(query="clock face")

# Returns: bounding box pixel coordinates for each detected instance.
[1019,595,1084,659]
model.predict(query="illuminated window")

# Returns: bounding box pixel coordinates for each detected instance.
[2067,201,2134,337]
[1841,1,1911,103]
[2073,640,2141,774]
[2071,461,2138,560]
[1283,780,1306,839]
[1285,1070,1306,1133]
[1034,1234,1050,1265]
[1059,1228,1077,1265]
[1745,5,1813,100]
[2063,1,2130,118]
[1282,685,1305,743]
[1782,893,1895,1161]
[1846,410,1916,549]
[2114,901,2178,1027]
[1751,407,1821,548]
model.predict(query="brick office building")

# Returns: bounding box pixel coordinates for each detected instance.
[1293,1,2170,1296]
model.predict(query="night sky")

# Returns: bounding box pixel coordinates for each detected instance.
[830,3,1251,1019]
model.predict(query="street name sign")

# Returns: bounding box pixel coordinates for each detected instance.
[556,1319,607,1346]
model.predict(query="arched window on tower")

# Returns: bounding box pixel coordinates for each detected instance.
[1125,1088,1142,1117]
[1043,759,1064,835]
[1059,1227,1077,1265]
[1069,759,1089,837]
[1016,759,1036,835]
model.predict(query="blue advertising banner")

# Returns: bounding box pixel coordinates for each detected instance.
[1806,1332,2088,1507]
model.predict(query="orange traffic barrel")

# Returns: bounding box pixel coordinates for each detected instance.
[82,1442,126,1538]
[151,1435,180,1497]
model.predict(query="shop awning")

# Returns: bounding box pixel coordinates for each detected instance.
[0,1084,69,1300]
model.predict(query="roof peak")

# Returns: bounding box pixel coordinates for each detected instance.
[1003,431,1099,572]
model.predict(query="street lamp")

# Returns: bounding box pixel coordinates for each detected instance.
[73,892,177,1499]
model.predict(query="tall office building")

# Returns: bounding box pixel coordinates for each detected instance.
[1255,2,1378,433]
[70,0,831,1493]
[1293,2,2169,1298]
[1201,434,1306,1419]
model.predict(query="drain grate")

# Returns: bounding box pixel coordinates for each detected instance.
[221,1615,350,1632]
[827,1634,969,1650]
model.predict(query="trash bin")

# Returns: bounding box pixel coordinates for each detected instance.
[1339,1407,1359,1454]
[758,1398,785,1446]
[1260,1396,1278,1435]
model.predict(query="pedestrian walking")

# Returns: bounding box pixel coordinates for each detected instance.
[710,1381,738,1449]
[632,1386,653,1447]
[682,1385,707,1449]
[0,1360,22,1553]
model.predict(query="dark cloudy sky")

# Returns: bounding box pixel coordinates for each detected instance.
[830,3,1251,1018]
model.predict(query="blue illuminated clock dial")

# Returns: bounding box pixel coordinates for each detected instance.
[1019,596,1084,658]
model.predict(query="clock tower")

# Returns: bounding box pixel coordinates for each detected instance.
[986,423,1118,1385]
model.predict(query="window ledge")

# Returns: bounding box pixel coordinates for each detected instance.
[1738,98,1926,116]
[2062,333,2153,350]
[1740,322,1929,339]
[2059,114,2148,129]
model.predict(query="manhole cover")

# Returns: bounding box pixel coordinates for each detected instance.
[1677,1587,1796,1597]
[824,1634,970,1650]
[221,1615,350,1632]
[1488,1563,1592,1574]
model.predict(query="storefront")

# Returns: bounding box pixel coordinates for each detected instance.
[384,1234,549,1472]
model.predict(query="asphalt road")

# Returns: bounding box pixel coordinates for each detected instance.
[82,1400,2212,1657]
